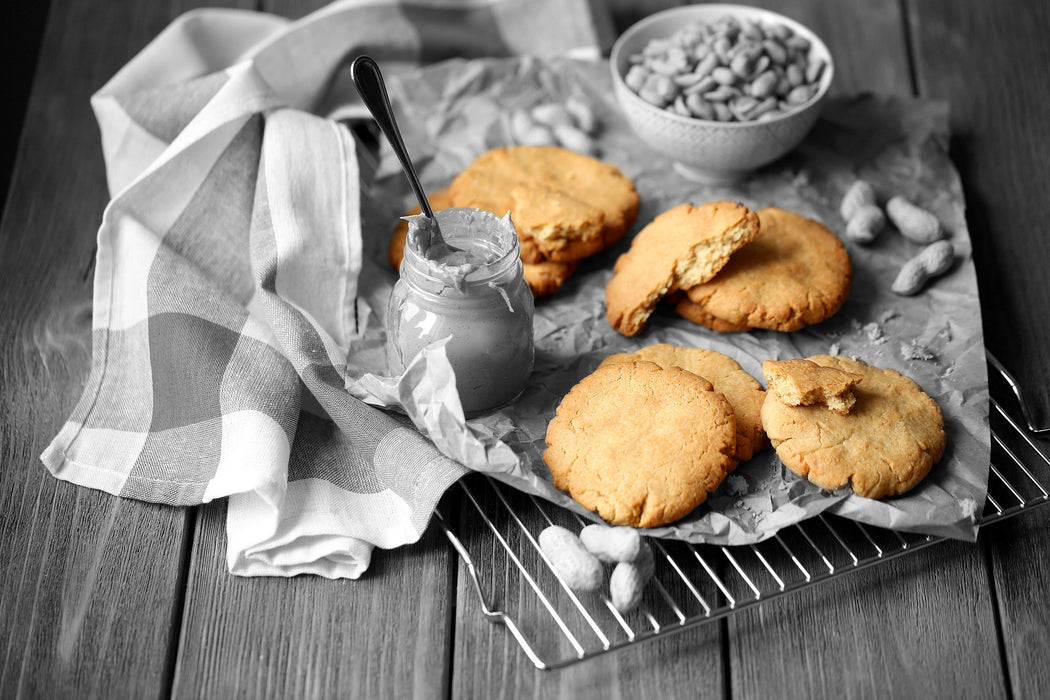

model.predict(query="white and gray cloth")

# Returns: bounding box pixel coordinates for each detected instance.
[41,0,602,579]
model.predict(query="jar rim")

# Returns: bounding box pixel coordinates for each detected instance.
[401,207,521,289]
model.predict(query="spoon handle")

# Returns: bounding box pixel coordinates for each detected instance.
[350,55,436,220]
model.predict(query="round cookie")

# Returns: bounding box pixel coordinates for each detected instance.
[678,207,851,332]
[544,360,738,527]
[599,344,767,461]
[447,146,640,263]
[761,355,946,499]
[388,189,578,298]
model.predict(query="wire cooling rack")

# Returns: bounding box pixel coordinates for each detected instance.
[434,352,1050,670]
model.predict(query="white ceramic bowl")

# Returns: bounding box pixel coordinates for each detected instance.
[610,4,834,183]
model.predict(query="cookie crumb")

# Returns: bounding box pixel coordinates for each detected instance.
[724,474,748,496]
[901,340,936,361]
[864,322,887,344]
[828,342,842,356]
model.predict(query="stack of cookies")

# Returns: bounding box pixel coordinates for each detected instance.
[606,203,852,335]
[389,145,640,297]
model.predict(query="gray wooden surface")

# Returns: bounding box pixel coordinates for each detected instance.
[2,1,1049,698]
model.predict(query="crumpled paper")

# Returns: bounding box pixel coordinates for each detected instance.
[342,56,990,544]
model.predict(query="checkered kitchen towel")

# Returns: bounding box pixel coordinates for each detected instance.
[41,0,603,578]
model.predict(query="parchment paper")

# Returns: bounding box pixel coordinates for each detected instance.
[343,56,990,544]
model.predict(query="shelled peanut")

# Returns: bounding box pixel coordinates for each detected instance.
[623,14,827,122]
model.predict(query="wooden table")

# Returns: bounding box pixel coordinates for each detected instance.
[3,1,1049,697]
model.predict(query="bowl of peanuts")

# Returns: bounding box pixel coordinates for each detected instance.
[611,4,834,183]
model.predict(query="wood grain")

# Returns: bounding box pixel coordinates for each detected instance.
[724,2,1008,697]
[172,500,456,699]
[0,0,252,698]
[157,3,456,697]
[907,1,1050,693]
[729,539,1006,699]
[0,3,48,212]
[908,0,1050,424]
[448,476,726,699]
[3,0,1049,698]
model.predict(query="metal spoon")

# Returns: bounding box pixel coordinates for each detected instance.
[350,55,457,255]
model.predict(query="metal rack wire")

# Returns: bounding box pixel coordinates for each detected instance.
[435,353,1050,670]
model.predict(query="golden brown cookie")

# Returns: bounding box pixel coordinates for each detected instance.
[388,189,577,298]
[510,183,605,260]
[761,355,946,499]
[677,207,851,332]
[605,201,760,337]
[447,146,640,263]
[762,358,863,414]
[600,344,767,461]
[544,360,738,528]
[522,258,580,298]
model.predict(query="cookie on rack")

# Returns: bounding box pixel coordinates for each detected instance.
[600,344,768,461]
[544,360,738,528]
[676,207,851,332]
[605,201,760,337]
[760,355,946,499]
[388,188,578,298]
[447,145,640,263]
[762,358,863,414]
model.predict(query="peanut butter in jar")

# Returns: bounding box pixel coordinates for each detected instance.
[386,208,535,413]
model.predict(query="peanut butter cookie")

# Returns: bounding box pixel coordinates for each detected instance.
[761,355,946,499]
[600,344,767,461]
[676,207,851,332]
[544,360,738,528]
[447,145,640,263]
[605,201,760,337]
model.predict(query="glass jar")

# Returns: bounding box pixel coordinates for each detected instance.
[386,208,535,413]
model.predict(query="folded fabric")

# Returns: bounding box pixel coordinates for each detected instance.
[41,0,603,579]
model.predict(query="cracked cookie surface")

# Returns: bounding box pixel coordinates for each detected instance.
[447,145,639,263]
[600,344,768,461]
[761,355,946,499]
[677,207,851,332]
[605,201,760,336]
[544,360,738,527]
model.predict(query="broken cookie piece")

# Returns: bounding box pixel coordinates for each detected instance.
[605,201,760,336]
[762,358,863,414]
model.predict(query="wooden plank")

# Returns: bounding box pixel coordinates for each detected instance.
[724,1,1006,697]
[730,538,1005,698]
[164,2,457,696]
[0,0,251,697]
[446,1,996,697]
[907,0,1050,692]
[172,501,455,698]
[907,0,1050,424]
[448,477,726,699]
[0,3,49,211]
